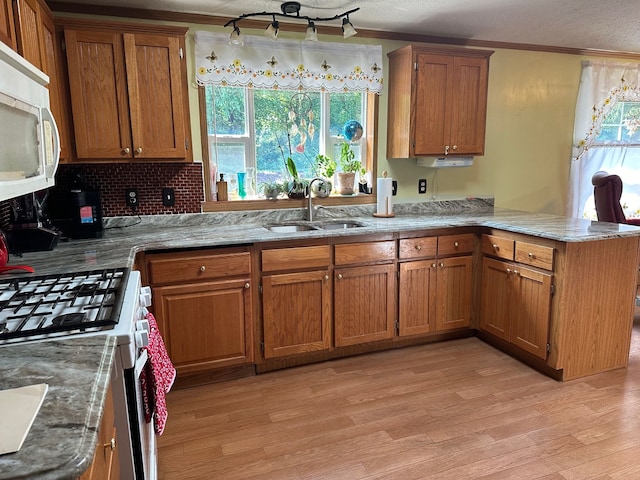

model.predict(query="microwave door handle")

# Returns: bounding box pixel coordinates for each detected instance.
[41,106,60,178]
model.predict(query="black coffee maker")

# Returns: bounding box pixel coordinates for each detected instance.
[47,173,104,239]
[6,192,60,253]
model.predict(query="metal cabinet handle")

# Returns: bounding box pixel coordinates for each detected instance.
[104,438,116,451]
[528,252,534,258]
[492,244,498,250]
[431,263,437,268]
[513,270,519,276]
[123,147,130,154]
[200,266,206,272]
[135,147,143,154]
[452,145,458,150]
[337,274,343,280]
[454,241,459,248]
[245,282,250,289]
[439,262,444,268]
[415,245,422,251]
[506,268,512,274]
[444,145,450,155]
[324,275,329,281]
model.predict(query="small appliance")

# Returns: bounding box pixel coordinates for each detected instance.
[47,174,104,239]
[5,193,59,254]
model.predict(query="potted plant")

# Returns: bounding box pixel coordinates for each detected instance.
[285,157,308,199]
[312,154,336,197]
[336,141,364,195]
[260,181,283,200]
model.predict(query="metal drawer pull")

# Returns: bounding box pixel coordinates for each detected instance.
[506,268,512,274]
[200,266,206,272]
[439,262,444,268]
[528,252,534,258]
[135,147,143,154]
[338,274,343,279]
[415,245,422,251]
[492,244,498,249]
[431,263,437,268]
[245,282,250,289]
[324,275,329,280]
[454,241,459,248]
[123,147,130,154]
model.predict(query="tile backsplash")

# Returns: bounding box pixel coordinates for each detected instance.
[54,163,204,217]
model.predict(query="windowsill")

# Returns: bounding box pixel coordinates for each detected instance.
[201,194,376,212]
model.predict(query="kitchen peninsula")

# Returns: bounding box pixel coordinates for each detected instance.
[10,198,640,383]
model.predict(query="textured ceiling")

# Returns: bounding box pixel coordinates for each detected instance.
[52,0,640,54]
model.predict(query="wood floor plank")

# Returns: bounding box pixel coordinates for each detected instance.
[158,322,640,479]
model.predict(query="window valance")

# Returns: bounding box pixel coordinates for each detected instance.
[194,31,383,94]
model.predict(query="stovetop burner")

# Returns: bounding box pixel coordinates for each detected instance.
[0,268,129,342]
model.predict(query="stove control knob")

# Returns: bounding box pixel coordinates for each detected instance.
[137,319,150,333]
[135,329,149,349]
[139,287,152,307]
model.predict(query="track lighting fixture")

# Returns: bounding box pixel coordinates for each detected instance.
[305,21,318,42]
[228,22,243,46]
[341,16,357,39]
[224,1,359,45]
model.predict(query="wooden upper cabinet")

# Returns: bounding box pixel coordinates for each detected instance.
[13,0,40,67]
[0,0,16,49]
[387,44,493,158]
[62,22,191,162]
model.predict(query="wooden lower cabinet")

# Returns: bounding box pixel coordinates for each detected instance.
[334,263,396,347]
[480,256,552,359]
[262,270,331,358]
[146,248,254,376]
[154,279,252,373]
[79,383,118,480]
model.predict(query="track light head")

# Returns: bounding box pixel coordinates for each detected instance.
[342,16,357,38]
[229,22,243,46]
[305,21,318,41]
[265,16,280,40]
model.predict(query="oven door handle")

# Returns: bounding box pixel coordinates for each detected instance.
[135,348,149,378]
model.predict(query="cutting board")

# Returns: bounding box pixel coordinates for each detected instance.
[0,384,48,455]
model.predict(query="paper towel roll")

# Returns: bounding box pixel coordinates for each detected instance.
[376,177,393,215]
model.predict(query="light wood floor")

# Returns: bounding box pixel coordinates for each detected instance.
[158,321,640,479]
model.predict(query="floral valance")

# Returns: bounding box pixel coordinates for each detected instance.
[573,60,640,161]
[194,31,383,94]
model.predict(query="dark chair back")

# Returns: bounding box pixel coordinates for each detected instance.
[591,170,626,223]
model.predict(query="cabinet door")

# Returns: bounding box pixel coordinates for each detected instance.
[511,265,552,359]
[435,256,472,331]
[449,55,489,155]
[13,0,40,68]
[124,33,187,159]
[480,257,512,341]
[334,264,396,347]
[399,260,436,336]
[262,270,331,358]
[413,53,453,156]
[153,279,252,374]
[0,0,16,49]
[64,29,133,159]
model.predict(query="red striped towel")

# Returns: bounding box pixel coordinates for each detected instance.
[140,312,176,435]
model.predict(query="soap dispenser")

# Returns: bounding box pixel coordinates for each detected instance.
[216,174,228,201]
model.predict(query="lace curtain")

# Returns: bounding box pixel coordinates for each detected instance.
[194,31,383,94]
[567,60,640,218]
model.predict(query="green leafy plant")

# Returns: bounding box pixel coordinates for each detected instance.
[339,141,364,174]
[314,154,336,178]
[260,181,283,199]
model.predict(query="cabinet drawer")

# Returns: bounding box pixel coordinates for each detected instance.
[438,234,475,256]
[261,245,330,272]
[148,251,251,285]
[515,241,554,271]
[399,237,437,259]
[481,234,514,260]
[335,241,396,266]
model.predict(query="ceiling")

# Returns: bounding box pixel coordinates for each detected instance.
[51,0,640,54]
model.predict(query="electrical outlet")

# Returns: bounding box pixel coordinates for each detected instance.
[392,180,398,196]
[162,188,175,207]
[418,178,427,194]
[125,189,139,209]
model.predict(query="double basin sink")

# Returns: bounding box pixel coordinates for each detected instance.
[266,220,365,233]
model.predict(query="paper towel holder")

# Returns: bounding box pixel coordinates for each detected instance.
[373,170,395,218]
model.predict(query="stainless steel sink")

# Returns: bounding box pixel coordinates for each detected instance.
[317,221,365,230]
[266,224,318,233]
[266,220,365,233]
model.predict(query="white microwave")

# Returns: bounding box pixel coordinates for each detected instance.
[0,41,60,202]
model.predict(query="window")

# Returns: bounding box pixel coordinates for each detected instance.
[201,86,369,201]
[595,101,640,144]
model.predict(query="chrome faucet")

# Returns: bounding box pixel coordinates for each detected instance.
[307,177,325,221]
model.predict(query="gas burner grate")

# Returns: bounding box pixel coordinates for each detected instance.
[0,267,129,341]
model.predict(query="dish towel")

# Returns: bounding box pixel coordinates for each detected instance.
[140,311,176,435]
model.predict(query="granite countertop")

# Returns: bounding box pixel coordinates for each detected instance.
[7,198,640,276]
[0,335,117,480]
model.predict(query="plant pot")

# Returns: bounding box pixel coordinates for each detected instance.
[335,172,356,195]
[287,180,308,199]
[311,179,332,198]
[263,187,280,200]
